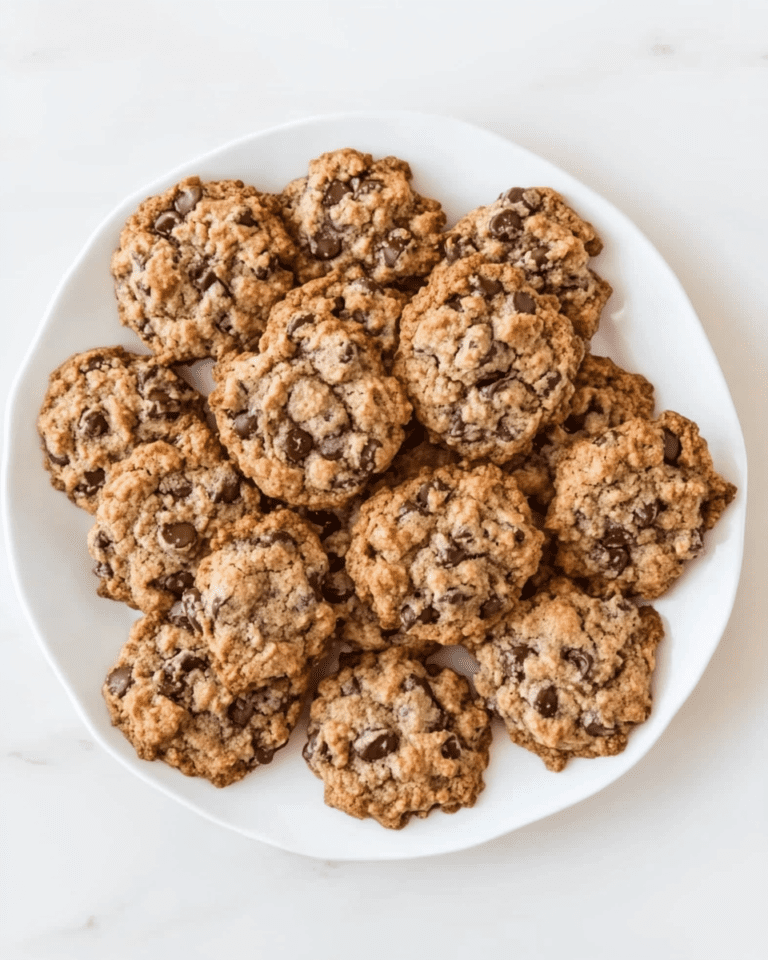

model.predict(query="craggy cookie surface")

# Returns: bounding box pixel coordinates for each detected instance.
[209,309,411,509]
[189,511,336,695]
[394,256,584,463]
[38,346,207,513]
[442,186,611,340]
[473,577,664,771]
[545,411,737,599]
[88,428,262,614]
[112,176,297,362]
[302,648,491,829]
[103,615,308,787]
[264,268,406,367]
[346,463,544,645]
[280,148,446,286]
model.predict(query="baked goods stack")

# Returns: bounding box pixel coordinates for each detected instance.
[37,148,736,829]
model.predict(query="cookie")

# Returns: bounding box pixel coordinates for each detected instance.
[187,511,336,696]
[37,346,207,513]
[302,648,491,829]
[111,176,297,362]
[88,427,262,614]
[473,577,664,771]
[394,256,584,464]
[264,268,407,367]
[545,411,737,599]
[103,615,308,787]
[346,463,544,645]
[441,186,611,340]
[513,353,657,512]
[209,309,411,509]
[280,148,446,286]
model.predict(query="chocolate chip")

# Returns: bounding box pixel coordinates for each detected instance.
[322,577,354,604]
[488,209,522,240]
[441,542,469,567]
[530,246,549,268]
[603,521,633,549]
[253,257,274,281]
[381,233,407,268]
[167,601,193,632]
[80,410,108,437]
[233,411,259,439]
[197,268,221,292]
[94,531,112,551]
[160,522,197,549]
[562,647,593,679]
[604,546,630,575]
[359,731,399,762]
[323,179,353,206]
[476,370,509,395]
[285,425,314,463]
[445,294,464,311]
[505,644,533,681]
[472,275,504,298]
[583,717,616,737]
[443,235,477,263]
[92,561,112,579]
[339,342,357,364]
[174,184,203,216]
[634,500,661,528]
[500,187,530,206]
[513,291,536,314]
[181,588,203,632]
[310,228,341,260]
[535,685,558,718]
[663,428,682,465]
[415,478,450,511]
[178,652,207,673]
[45,446,69,467]
[77,468,105,495]
[229,694,256,727]
[287,313,314,338]
[359,439,380,474]
[212,476,241,504]
[106,665,133,697]
[480,596,504,619]
[154,210,181,235]
[253,745,275,765]
[441,735,462,760]
[145,388,180,419]
[236,210,258,227]
[153,570,194,597]
[304,510,342,539]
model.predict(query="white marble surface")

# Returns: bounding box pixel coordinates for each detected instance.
[1,1,766,957]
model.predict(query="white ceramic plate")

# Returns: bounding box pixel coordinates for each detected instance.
[3,112,746,860]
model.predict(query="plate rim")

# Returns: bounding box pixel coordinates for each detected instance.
[2,110,748,860]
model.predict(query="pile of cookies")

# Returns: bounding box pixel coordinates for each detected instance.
[37,148,736,830]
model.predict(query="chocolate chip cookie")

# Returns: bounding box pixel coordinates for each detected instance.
[473,577,664,771]
[111,176,297,362]
[209,309,411,509]
[394,255,585,463]
[441,186,611,340]
[37,346,208,513]
[264,268,407,367]
[280,148,446,286]
[187,511,336,696]
[88,426,262,614]
[346,463,544,645]
[302,648,492,829]
[545,411,737,599]
[103,614,308,786]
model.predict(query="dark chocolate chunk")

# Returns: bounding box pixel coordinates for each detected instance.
[106,665,133,697]
[359,731,399,762]
[663,428,682,465]
[488,209,522,240]
[77,468,105,495]
[634,500,661,528]
[212,475,241,504]
[381,233,407,268]
[562,647,594,680]
[441,735,462,760]
[310,228,342,261]
[174,184,203,216]
[252,745,275,765]
[160,522,197,549]
[323,179,353,206]
[153,570,194,597]
[284,425,314,463]
[154,210,181,235]
[80,410,109,437]
[287,313,314,338]
[535,685,559,718]
[479,596,504,620]
[233,411,258,439]
[513,291,536,314]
